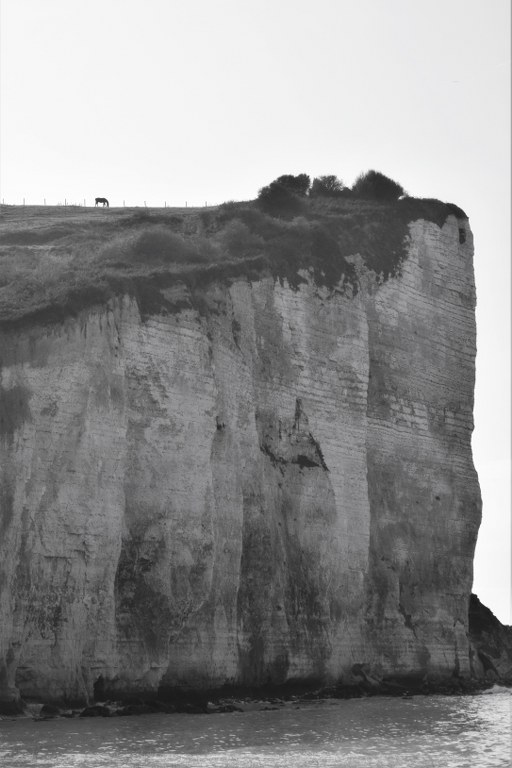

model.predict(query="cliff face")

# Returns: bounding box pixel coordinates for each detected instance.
[469,594,512,682]
[0,214,481,707]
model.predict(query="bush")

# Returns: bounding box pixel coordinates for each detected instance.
[99,226,208,266]
[257,181,305,218]
[216,220,264,257]
[256,174,311,217]
[310,175,344,197]
[274,174,311,196]
[132,227,196,263]
[351,170,404,201]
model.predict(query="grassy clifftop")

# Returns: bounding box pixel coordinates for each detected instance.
[0,196,466,329]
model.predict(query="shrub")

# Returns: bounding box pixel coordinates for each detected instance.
[228,207,281,239]
[218,200,241,216]
[351,170,404,201]
[257,181,305,218]
[99,227,207,267]
[256,174,311,217]
[190,235,222,262]
[216,220,264,257]
[274,174,311,196]
[132,227,195,263]
[310,175,344,197]
[396,197,467,225]
[98,234,133,265]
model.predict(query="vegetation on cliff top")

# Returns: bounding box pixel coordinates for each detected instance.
[0,176,467,328]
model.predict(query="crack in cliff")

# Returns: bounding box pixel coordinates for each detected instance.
[398,600,416,636]
[259,443,287,469]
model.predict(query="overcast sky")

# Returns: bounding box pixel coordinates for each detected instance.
[1,0,510,622]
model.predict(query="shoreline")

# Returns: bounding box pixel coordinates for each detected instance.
[2,677,510,721]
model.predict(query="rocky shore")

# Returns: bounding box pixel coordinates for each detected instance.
[2,673,507,722]
[2,590,511,718]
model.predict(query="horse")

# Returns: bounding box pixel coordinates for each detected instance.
[95,197,109,207]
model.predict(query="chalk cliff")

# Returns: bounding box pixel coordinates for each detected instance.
[469,594,512,682]
[0,210,481,708]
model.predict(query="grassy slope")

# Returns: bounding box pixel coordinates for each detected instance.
[0,197,466,329]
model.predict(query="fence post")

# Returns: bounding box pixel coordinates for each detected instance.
[123,200,125,207]
[44,198,46,205]
[23,198,25,206]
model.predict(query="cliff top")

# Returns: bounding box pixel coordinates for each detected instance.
[0,196,466,329]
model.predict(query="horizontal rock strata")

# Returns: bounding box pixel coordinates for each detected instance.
[0,215,481,707]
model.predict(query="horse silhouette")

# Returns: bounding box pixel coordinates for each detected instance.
[95,197,109,207]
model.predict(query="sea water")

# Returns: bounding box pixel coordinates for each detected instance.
[1,690,510,767]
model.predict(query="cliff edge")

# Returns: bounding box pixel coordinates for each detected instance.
[0,197,482,710]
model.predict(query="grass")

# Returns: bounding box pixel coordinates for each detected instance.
[0,197,467,329]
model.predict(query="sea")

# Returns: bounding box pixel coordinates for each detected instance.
[0,689,510,768]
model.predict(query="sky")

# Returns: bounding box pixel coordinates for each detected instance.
[1,0,510,622]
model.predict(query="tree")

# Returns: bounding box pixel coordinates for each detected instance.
[274,174,311,196]
[310,175,345,197]
[351,170,404,201]
[257,174,310,216]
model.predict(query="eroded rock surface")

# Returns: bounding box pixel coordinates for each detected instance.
[0,216,481,707]
[469,594,512,682]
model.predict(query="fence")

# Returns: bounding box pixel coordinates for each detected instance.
[1,199,216,209]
